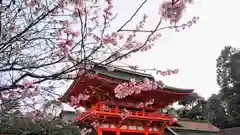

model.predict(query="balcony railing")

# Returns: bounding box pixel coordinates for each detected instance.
[76,103,173,121]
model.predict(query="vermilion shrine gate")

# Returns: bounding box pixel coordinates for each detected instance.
[60,65,193,135]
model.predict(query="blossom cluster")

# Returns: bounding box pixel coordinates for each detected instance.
[0,81,40,102]
[70,93,90,106]
[159,0,195,24]
[120,108,132,120]
[102,32,124,45]
[91,121,102,129]
[81,128,93,135]
[55,0,115,57]
[80,121,102,135]
[137,99,155,108]
[175,16,200,32]
[25,110,46,121]
[114,78,165,99]
[158,69,179,76]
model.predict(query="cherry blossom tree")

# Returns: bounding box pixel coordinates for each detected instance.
[0,0,199,133]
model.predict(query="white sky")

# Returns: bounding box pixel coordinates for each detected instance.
[62,0,240,111]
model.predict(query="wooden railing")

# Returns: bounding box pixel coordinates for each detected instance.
[92,104,172,119]
[76,103,173,121]
[75,104,175,125]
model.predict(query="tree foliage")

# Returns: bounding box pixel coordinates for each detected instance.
[177,92,206,120]
[178,92,204,107]
[216,46,238,88]
[205,94,228,128]
[0,117,83,135]
[216,46,240,125]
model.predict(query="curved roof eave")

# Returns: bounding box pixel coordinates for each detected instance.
[60,66,194,102]
[164,85,194,93]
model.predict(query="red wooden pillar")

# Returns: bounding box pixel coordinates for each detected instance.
[116,128,120,135]
[142,109,145,116]
[144,127,149,135]
[158,122,166,135]
[97,128,102,135]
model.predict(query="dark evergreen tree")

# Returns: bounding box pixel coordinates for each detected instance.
[205,94,227,128]
[216,46,240,128]
[177,92,207,120]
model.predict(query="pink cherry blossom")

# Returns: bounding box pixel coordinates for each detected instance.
[58,39,67,48]
[25,111,35,119]
[91,121,102,129]
[159,69,179,76]
[156,80,165,89]
[25,110,45,121]
[103,0,113,20]
[22,80,34,88]
[81,128,93,135]
[30,86,40,96]
[177,16,200,32]
[77,0,86,15]
[144,99,155,106]
[71,31,80,38]
[77,69,86,76]
[114,78,164,99]
[57,38,75,56]
[70,93,90,106]
[137,102,145,108]
[85,72,96,79]
[159,0,186,24]
[78,93,90,101]
[70,96,79,106]
[10,23,17,32]
[67,39,75,48]
[81,128,87,135]
[73,8,79,18]
[120,108,131,120]
[137,99,155,108]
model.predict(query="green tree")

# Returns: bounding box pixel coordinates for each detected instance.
[216,46,238,88]
[177,92,207,120]
[205,94,227,128]
[216,46,240,127]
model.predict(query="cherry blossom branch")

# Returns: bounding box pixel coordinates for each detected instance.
[119,16,199,33]
[104,20,162,65]
[117,0,148,32]
[0,6,58,52]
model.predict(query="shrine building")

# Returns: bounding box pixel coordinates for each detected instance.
[60,65,220,135]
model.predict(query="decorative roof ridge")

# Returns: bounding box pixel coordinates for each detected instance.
[93,64,194,92]
[96,73,194,93]
[86,61,154,78]
[93,64,154,78]
[164,85,194,92]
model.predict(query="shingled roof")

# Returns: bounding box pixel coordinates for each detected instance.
[164,118,220,135]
